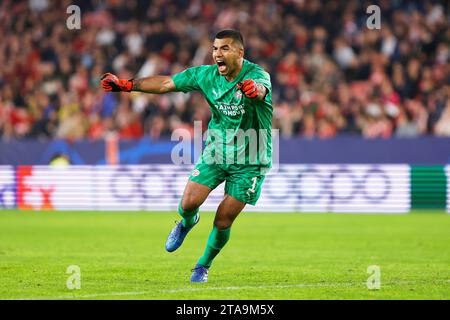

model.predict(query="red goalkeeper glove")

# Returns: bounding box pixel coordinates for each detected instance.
[237,79,259,98]
[100,73,133,92]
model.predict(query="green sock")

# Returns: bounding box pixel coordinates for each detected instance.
[198,226,231,268]
[178,201,199,228]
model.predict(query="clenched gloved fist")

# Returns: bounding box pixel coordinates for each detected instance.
[100,73,133,92]
[237,79,259,98]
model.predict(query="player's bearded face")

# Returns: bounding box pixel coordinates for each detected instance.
[212,38,243,77]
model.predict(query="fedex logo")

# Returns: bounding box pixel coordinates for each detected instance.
[16,166,55,210]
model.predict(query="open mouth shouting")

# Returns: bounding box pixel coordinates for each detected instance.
[216,60,227,74]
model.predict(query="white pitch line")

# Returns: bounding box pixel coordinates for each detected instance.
[19,282,357,300]
[162,282,355,294]
[17,279,450,300]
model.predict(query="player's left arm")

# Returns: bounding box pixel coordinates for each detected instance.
[237,67,271,102]
[237,79,268,101]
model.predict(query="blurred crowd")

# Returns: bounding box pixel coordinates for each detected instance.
[0,0,449,141]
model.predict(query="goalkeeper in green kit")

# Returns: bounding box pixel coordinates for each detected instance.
[101,30,272,283]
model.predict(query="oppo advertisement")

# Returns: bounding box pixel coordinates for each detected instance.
[0,164,414,213]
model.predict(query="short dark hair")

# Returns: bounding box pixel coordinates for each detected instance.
[215,29,244,48]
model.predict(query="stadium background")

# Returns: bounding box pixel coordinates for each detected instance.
[0,0,449,300]
[0,0,449,212]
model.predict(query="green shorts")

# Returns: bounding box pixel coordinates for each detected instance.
[189,162,269,205]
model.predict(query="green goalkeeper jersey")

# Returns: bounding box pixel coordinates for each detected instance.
[172,59,272,167]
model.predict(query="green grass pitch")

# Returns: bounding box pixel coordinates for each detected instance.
[0,210,448,300]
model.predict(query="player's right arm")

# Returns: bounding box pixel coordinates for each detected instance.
[100,73,176,94]
[101,66,205,94]
[132,76,175,93]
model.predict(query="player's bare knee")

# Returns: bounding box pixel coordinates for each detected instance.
[181,194,200,212]
[213,217,233,230]
[214,221,232,230]
[181,201,198,212]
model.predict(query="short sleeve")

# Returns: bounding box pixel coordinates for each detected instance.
[172,66,202,93]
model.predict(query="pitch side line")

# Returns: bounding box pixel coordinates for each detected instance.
[17,279,450,300]
[20,282,354,300]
